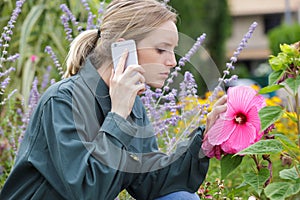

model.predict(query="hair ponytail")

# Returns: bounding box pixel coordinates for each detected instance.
[63,29,99,78]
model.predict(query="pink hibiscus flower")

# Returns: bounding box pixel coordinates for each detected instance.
[202,86,266,160]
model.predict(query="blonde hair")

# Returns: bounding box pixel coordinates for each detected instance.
[64,0,177,78]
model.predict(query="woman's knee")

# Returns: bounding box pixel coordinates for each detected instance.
[154,191,200,200]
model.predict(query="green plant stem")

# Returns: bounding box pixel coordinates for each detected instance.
[166,107,203,154]
[250,155,261,171]
[296,92,300,148]
[295,163,300,178]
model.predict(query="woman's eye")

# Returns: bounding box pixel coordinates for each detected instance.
[156,48,166,54]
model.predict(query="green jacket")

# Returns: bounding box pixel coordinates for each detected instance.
[0,59,209,200]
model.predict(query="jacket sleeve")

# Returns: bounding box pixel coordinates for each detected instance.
[126,127,209,200]
[38,95,136,200]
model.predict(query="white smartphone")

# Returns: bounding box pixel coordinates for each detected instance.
[111,40,138,70]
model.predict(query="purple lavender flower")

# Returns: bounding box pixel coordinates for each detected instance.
[141,34,207,151]
[81,0,91,11]
[60,4,81,41]
[97,2,105,26]
[178,33,206,67]
[26,77,40,119]
[1,0,25,63]
[81,0,96,30]
[60,4,78,27]
[210,22,258,102]
[208,85,223,102]
[223,74,238,84]
[7,88,17,99]
[0,88,17,106]
[141,87,163,134]
[154,33,207,110]
[177,72,204,135]
[60,15,73,42]
[229,22,257,64]
[1,77,10,90]
[0,67,15,78]
[6,53,20,62]
[45,46,63,77]
[87,13,96,30]
[41,66,52,90]
[0,1,22,111]
[179,71,198,99]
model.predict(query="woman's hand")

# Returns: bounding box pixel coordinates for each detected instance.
[110,50,146,119]
[204,95,227,136]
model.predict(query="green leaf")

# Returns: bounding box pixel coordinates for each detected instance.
[274,133,299,151]
[243,168,270,196]
[279,165,300,180]
[17,5,45,75]
[269,55,285,71]
[280,43,298,56]
[284,76,300,95]
[221,154,243,179]
[259,106,284,131]
[236,139,283,155]
[227,182,249,196]
[285,112,298,123]
[259,85,284,94]
[268,70,284,85]
[264,181,300,199]
[21,59,36,106]
[48,32,67,57]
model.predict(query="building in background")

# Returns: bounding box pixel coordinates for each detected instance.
[226,0,300,85]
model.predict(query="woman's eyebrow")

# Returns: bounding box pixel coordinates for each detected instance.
[158,42,178,47]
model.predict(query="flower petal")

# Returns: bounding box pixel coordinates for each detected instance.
[246,106,261,133]
[201,135,215,157]
[206,117,236,145]
[221,122,257,154]
[202,135,225,159]
[249,93,266,110]
[227,86,257,113]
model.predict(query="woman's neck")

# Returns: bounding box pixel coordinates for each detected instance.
[97,62,112,87]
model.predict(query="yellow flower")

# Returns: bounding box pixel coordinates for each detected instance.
[266,96,282,106]
[251,84,260,91]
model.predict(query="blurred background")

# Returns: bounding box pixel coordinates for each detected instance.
[1,0,300,101]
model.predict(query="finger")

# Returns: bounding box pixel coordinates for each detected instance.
[213,104,227,115]
[124,64,145,76]
[131,72,146,84]
[207,104,227,121]
[109,68,115,83]
[138,87,146,95]
[115,49,128,75]
[213,95,227,107]
[122,65,146,84]
[136,82,146,94]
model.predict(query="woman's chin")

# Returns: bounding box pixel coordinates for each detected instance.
[147,81,164,89]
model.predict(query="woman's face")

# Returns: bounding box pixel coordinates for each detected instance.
[137,20,178,88]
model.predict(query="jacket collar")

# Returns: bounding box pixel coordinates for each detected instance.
[79,58,143,119]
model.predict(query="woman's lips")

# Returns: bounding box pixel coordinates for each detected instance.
[160,72,169,78]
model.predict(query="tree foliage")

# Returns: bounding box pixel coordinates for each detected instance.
[169,0,231,70]
[268,23,300,55]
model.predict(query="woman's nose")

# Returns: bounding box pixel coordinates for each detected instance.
[165,52,177,68]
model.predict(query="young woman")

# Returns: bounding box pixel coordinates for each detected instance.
[0,0,227,199]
